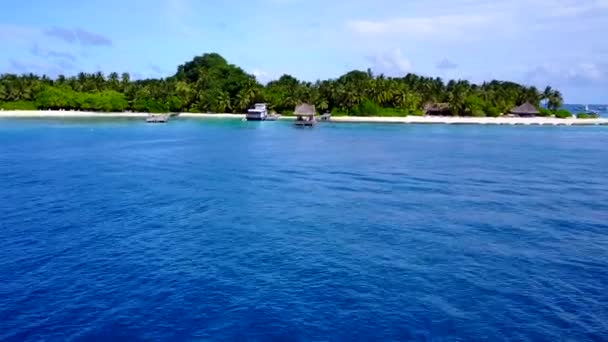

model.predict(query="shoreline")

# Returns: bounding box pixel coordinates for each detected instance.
[1,110,607,126]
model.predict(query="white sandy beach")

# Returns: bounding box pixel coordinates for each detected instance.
[327,115,608,126]
[1,110,607,126]
[0,111,243,119]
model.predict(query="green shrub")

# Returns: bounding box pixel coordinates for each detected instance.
[470,108,486,117]
[97,91,128,112]
[576,112,599,119]
[485,106,501,117]
[330,108,348,116]
[409,109,425,116]
[554,109,573,119]
[351,99,382,116]
[0,101,37,110]
[349,101,418,117]
[166,96,182,112]
[133,97,168,113]
[464,95,486,117]
[377,108,409,117]
[538,108,552,117]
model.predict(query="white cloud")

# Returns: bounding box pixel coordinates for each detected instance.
[437,58,458,70]
[525,62,607,86]
[577,63,604,81]
[252,68,272,84]
[368,49,412,76]
[346,0,608,41]
[547,0,608,17]
[348,14,492,38]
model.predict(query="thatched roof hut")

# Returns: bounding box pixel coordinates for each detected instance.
[294,103,316,116]
[509,102,539,117]
[424,103,452,116]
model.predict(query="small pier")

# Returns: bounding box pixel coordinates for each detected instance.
[318,113,331,121]
[266,113,281,121]
[146,114,170,123]
[294,117,316,127]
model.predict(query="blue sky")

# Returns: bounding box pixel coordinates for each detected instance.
[1,0,607,102]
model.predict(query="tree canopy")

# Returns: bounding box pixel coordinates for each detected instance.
[0,53,563,116]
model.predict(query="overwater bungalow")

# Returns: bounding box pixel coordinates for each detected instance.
[509,102,539,117]
[294,103,316,127]
[424,103,452,116]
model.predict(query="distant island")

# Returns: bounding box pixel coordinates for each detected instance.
[0,52,590,119]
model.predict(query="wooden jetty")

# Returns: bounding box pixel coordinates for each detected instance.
[146,114,170,123]
[318,113,331,121]
[266,113,281,121]
[294,103,317,127]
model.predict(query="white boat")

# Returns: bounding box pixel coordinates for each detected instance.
[246,103,268,121]
[584,104,599,115]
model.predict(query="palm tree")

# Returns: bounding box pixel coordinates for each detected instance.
[121,72,130,92]
[0,83,7,101]
[196,69,212,90]
[242,80,258,102]
[316,98,329,113]
[283,94,297,110]
[448,88,468,116]
[108,72,119,90]
[527,86,540,105]
[175,81,193,109]
[215,91,231,113]
[547,89,563,111]
[235,90,252,113]
[56,75,66,86]
[541,86,553,107]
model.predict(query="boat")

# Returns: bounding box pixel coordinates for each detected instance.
[584,104,599,116]
[246,103,268,121]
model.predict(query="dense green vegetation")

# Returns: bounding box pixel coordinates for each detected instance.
[576,112,599,119]
[0,53,564,116]
[538,107,575,118]
[554,109,574,119]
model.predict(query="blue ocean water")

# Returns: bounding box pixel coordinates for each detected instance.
[1,118,607,341]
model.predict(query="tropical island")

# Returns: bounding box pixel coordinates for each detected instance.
[0,53,603,123]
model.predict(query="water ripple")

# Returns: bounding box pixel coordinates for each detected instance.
[0,120,607,341]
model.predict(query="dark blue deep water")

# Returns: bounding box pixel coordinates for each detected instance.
[1,119,607,341]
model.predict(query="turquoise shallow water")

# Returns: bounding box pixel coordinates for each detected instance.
[1,118,607,341]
